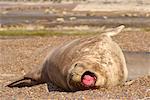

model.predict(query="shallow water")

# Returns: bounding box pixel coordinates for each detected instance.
[124,51,150,80]
[1,11,150,27]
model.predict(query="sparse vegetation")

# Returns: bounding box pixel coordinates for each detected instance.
[0,30,98,36]
[142,28,150,32]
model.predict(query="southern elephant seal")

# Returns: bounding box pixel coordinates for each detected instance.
[7,25,128,91]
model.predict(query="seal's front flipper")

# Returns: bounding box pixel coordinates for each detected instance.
[123,51,150,81]
[7,66,46,88]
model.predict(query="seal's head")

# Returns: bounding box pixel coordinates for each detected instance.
[66,25,127,91]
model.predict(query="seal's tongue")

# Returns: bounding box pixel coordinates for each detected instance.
[81,72,96,87]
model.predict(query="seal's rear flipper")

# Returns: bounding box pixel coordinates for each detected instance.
[102,25,125,37]
[7,67,46,88]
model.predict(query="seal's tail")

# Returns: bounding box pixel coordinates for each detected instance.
[102,25,125,37]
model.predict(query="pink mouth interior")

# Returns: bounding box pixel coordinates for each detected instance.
[81,71,96,87]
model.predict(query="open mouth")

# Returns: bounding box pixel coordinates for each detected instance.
[81,71,97,87]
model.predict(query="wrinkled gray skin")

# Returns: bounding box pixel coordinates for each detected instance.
[7,25,149,91]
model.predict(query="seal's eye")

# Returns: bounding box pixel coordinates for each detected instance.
[74,63,84,68]
[81,71,97,87]
[74,63,78,67]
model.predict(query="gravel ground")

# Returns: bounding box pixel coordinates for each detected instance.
[0,31,150,99]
